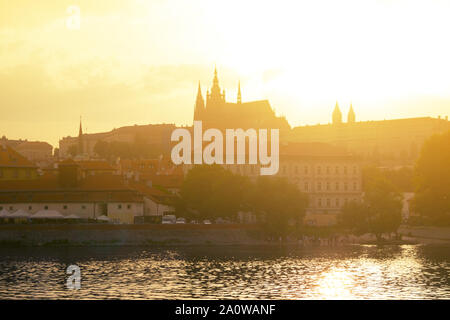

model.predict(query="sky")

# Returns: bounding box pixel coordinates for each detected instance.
[1,0,450,147]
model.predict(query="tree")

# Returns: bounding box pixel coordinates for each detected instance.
[93,140,109,159]
[247,176,308,237]
[339,201,368,235]
[176,165,249,221]
[340,169,403,241]
[414,130,450,225]
[67,145,78,157]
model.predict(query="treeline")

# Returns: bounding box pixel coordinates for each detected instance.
[413,130,450,225]
[173,165,308,237]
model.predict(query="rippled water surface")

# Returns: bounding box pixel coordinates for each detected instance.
[0,245,449,299]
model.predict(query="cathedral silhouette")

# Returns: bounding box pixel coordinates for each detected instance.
[193,67,290,132]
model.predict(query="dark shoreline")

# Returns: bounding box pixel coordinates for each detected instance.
[0,224,448,247]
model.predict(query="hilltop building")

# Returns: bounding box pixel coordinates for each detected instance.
[194,67,291,133]
[0,136,53,162]
[290,105,450,166]
[59,123,176,158]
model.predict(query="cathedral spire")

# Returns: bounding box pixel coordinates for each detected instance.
[347,103,355,123]
[208,65,225,104]
[237,80,242,104]
[332,101,342,124]
[194,81,205,121]
[78,116,84,155]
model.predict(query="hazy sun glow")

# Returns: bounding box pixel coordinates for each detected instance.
[1,0,450,146]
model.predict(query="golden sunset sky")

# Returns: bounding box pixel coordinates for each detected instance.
[1,0,450,147]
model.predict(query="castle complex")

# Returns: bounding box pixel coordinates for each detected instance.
[193,67,291,134]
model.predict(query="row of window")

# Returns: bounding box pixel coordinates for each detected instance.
[282,165,359,176]
[0,168,33,178]
[316,198,359,208]
[301,181,359,191]
[0,204,133,211]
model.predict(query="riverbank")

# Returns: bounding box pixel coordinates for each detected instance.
[399,225,450,244]
[0,224,267,247]
[1,223,449,247]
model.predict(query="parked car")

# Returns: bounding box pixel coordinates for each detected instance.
[203,220,212,224]
[162,215,176,224]
[176,217,186,224]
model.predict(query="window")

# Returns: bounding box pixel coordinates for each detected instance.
[336,198,340,207]
[304,166,309,174]
[318,198,322,207]
[295,166,298,174]
[344,182,348,191]
[282,166,286,174]
[326,182,330,190]
[127,204,131,209]
[13,169,18,178]
[326,199,331,207]
[0,169,3,178]
[28,206,32,211]
[353,182,357,191]
[317,182,322,191]
[63,205,68,210]
[81,205,86,210]
[335,182,339,190]
[9,206,13,211]
[118,204,122,209]
[353,166,357,174]
[44,206,48,210]
[26,169,31,178]
[304,182,309,191]
[317,166,321,174]
[344,166,348,175]
[335,166,339,174]
[326,166,330,174]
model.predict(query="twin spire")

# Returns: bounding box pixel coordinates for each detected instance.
[333,101,356,124]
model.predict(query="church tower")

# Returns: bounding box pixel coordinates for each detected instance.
[237,81,242,104]
[78,116,84,155]
[194,81,205,121]
[332,101,342,124]
[206,66,225,108]
[347,103,355,123]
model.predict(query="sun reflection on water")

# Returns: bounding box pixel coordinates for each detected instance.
[0,245,449,299]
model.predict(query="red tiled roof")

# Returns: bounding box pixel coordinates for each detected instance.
[76,160,115,171]
[0,146,36,168]
[128,182,175,205]
[0,174,129,192]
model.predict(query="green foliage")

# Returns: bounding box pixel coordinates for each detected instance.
[176,165,308,236]
[248,176,308,237]
[340,170,403,240]
[67,144,78,157]
[176,165,250,221]
[362,165,414,192]
[414,130,450,225]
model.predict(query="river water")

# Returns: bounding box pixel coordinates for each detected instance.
[0,244,449,299]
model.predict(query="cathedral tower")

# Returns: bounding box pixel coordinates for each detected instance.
[206,66,225,107]
[332,101,342,124]
[78,116,84,155]
[347,103,355,123]
[194,81,205,121]
[237,80,242,104]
